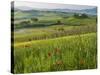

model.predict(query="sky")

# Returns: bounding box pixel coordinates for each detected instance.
[14,1,96,10]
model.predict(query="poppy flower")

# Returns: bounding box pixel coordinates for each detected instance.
[79,59,85,65]
[56,60,63,65]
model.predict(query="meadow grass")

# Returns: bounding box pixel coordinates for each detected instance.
[14,33,97,73]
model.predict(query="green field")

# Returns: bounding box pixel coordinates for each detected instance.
[14,33,97,73]
[12,8,97,73]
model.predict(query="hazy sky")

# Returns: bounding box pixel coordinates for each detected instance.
[14,1,96,10]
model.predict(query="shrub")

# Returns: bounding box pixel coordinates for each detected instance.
[31,18,38,22]
[74,13,88,19]
[56,20,62,24]
[57,27,65,31]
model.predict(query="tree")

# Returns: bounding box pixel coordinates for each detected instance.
[74,13,79,18]
[74,13,88,19]
[31,18,38,22]
[56,20,62,25]
[81,14,88,18]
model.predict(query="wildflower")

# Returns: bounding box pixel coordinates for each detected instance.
[56,60,63,65]
[79,59,85,65]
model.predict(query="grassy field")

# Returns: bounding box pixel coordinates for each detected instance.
[14,16,97,43]
[14,33,97,73]
[12,8,97,73]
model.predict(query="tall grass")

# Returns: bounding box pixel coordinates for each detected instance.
[14,33,97,73]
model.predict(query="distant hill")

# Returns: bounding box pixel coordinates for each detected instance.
[14,6,34,11]
[12,6,97,21]
[50,7,97,15]
[14,6,97,15]
[80,7,97,15]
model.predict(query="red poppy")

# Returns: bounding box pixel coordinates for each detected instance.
[79,59,85,65]
[56,60,63,65]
